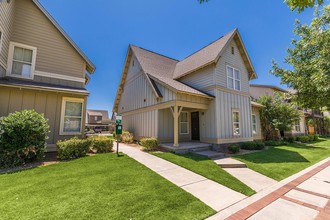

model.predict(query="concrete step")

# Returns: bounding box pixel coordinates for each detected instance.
[213,157,247,168]
[193,150,225,159]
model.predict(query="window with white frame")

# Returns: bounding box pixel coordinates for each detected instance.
[227,66,241,91]
[232,110,240,136]
[60,98,84,135]
[294,120,301,132]
[7,42,37,79]
[252,114,257,134]
[179,111,189,134]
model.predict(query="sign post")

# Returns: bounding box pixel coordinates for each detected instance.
[115,114,122,156]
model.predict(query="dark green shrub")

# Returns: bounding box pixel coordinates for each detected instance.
[121,131,134,144]
[0,110,49,168]
[139,138,158,151]
[308,135,315,142]
[57,137,92,160]
[90,136,113,153]
[228,145,240,154]
[255,141,265,150]
[314,134,319,141]
[264,140,284,146]
[283,136,296,143]
[240,142,257,150]
[297,135,310,143]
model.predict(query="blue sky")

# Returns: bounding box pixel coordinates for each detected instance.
[39,0,318,113]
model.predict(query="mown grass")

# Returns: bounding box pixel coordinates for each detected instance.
[152,152,256,196]
[0,153,215,220]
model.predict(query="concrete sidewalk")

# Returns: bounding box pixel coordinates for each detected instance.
[208,157,330,220]
[117,143,246,211]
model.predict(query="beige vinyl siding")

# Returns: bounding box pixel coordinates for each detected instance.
[215,89,253,140]
[179,64,215,95]
[215,40,250,94]
[252,107,263,140]
[11,0,86,78]
[122,110,158,139]
[0,0,16,69]
[0,86,87,147]
[118,57,158,113]
[154,81,176,102]
[34,75,84,88]
[250,87,276,100]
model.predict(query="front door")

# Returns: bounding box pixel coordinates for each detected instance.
[191,112,200,141]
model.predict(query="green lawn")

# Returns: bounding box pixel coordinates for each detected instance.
[152,152,256,196]
[0,154,215,220]
[233,138,330,181]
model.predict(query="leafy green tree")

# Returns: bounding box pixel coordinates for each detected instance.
[285,0,324,12]
[257,94,301,140]
[324,116,330,134]
[272,6,330,109]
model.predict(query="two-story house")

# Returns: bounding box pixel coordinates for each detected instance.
[0,0,95,151]
[113,29,263,150]
[85,109,111,133]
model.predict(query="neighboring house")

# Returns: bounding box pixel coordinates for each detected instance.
[85,109,112,132]
[113,28,263,148]
[0,0,95,151]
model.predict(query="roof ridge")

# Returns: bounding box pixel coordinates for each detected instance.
[180,28,237,60]
[130,44,179,62]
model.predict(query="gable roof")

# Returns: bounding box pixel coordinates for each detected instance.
[32,0,96,74]
[174,28,257,80]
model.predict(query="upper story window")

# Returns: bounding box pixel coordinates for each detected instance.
[227,66,241,91]
[179,111,189,134]
[7,42,37,79]
[232,110,240,136]
[252,114,257,134]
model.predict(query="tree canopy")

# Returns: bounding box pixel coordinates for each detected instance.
[257,94,301,140]
[272,5,330,109]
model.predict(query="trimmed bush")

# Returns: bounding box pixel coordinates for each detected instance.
[228,145,240,154]
[0,110,49,168]
[296,135,311,143]
[139,138,158,151]
[283,136,296,143]
[255,141,265,150]
[90,136,113,153]
[314,134,319,141]
[264,140,284,146]
[57,137,92,160]
[121,131,134,144]
[240,141,264,150]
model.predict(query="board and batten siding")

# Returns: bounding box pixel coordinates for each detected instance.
[0,0,16,70]
[215,89,253,141]
[199,98,217,143]
[0,86,87,146]
[154,81,176,103]
[11,0,86,79]
[179,64,215,95]
[118,55,158,113]
[122,110,158,139]
[252,107,263,140]
[215,40,250,94]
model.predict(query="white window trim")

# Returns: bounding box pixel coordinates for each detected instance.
[0,27,3,54]
[179,111,189,135]
[60,97,84,136]
[226,65,241,91]
[294,120,301,132]
[252,114,257,134]
[232,110,241,136]
[6,42,37,80]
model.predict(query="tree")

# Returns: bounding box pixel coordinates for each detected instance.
[271,6,330,110]
[257,94,301,140]
[198,0,324,12]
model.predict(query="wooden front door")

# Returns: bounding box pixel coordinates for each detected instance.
[191,112,200,141]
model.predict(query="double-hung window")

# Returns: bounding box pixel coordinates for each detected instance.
[252,114,257,134]
[227,66,241,91]
[7,42,37,79]
[233,111,240,136]
[294,120,301,132]
[60,98,84,135]
[179,111,189,134]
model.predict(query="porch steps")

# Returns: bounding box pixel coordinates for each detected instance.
[192,150,225,159]
[213,157,247,168]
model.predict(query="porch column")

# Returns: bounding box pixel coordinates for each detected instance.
[171,106,183,147]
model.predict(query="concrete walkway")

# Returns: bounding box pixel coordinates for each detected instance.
[117,143,246,211]
[208,157,330,220]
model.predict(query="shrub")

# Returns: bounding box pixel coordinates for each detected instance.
[255,141,265,150]
[0,110,49,168]
[283,136,296,143]
[121,131,134,144]
[228,145,240,154]
[314,134,319,141]
[57,137,92,160]
[90,136,113,153]
[308,135,315,142]
[139,138,158,151]
[264,140,284,146]
[240,142,257,150]
[296,135,310,143]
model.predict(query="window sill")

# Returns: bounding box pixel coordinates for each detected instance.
[7,74,34,80]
